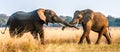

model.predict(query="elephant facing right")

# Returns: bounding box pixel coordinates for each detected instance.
[63,9,112,44]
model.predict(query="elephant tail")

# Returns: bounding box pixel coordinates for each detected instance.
[1,24,7,34]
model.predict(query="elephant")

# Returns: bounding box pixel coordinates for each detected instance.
[62,9,112,44]
[2,8,77,44]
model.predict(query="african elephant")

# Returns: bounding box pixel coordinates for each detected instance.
[63,9,112,44]
[2,8,76,44]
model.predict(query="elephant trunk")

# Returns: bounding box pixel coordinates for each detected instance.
[54,15,78,30]
[70,18,80,26]
[54,15,79,30]
[54,15,74,27]
[62,18,79,30]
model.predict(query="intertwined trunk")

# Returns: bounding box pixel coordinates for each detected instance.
[61,18,79,30]
[54,15,74,27]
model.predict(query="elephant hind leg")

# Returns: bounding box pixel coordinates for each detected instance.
[103,30,112,44]
[95,26,107,44]
[103,34,112,44]
[95,33,102,44]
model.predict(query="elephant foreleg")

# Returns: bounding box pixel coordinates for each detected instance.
[31,31,38,40]
[9,29,16,38]
[39,32,44,44]
[78,23,91,44]
[86,34,91,44]
[10,31,16,38]
[39,30,44,44]
[78,29,91,44]
[17,33,23,38]
[78,33,86,44]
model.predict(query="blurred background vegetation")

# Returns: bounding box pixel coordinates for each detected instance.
[0,14,120,27]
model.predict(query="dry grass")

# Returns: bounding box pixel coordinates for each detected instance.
[0,27,120,52]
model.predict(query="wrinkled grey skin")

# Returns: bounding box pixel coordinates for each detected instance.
[63,9,112,44]
[2,8,76,44]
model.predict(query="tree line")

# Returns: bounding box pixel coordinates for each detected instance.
[0,14,120,27]
[107,15,120,26]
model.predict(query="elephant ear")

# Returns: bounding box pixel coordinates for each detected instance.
[83,9,94,23]
[37,8,46,22]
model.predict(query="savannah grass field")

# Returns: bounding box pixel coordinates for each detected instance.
[0,27,120,52]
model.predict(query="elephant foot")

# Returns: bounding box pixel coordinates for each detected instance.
[40,38,44,45]
[35,37,38,40]
[87,42,91,44]
[78,41,83,44]
[95,43,99,45]
[41,41,44,45]
[40,39,44,45]
[95,42,100,44]
[33,35,38,40]
[108,43,112,44]
[86,40,91,44]
[108,41,112,44]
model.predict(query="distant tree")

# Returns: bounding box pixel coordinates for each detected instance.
[0,14,8,18]
[115,18,120,22]
[59,15,66,20]
[107,15,115,26]
[107,15,120,26]
[114,18,120,26]
[0,14,8,27]
[65,16,72,22]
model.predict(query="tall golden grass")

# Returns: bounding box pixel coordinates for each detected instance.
[0,27,120,52]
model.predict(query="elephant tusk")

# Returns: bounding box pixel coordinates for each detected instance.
[75,23,78,27]
[75,20,79,27]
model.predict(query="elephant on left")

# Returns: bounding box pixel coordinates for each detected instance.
[2,8,76,44]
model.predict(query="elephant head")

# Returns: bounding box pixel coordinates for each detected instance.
[62,9,94,30]
[37,8,78,28]
[70,9,94,25]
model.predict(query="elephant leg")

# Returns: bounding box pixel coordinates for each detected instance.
[9,31,15,37]
[39,28,44,44]
[95,33,102,44]
[31,31,38,40]
[103,29,112,44]
[39,31,44,44]
[78,33,86,44]
[17,33,24,38]
[9,28,16,38]
[78,23,91,44]
[17,28,24,37]
[78,29,91,44]
[95,27,106,44]
[103,34,112,44]
[86,34,91,44]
